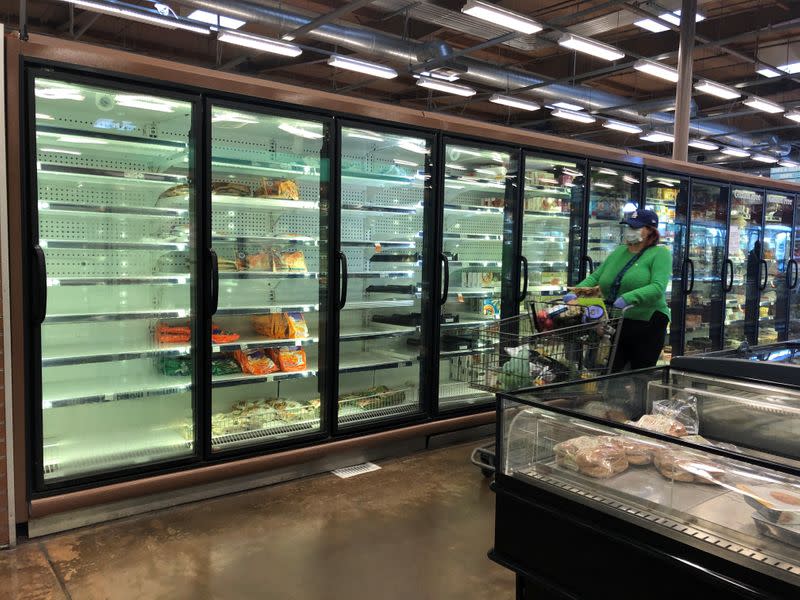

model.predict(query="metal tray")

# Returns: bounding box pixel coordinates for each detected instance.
[753,512,800,549]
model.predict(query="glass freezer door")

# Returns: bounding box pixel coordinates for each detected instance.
[336,126,431,429]
[206,105,329,452]
[790,197,800,340]
[586,164,641,273]
[761,192,794,343]
[725,188,764,348]
[519,154,584,312]
[31,76,198,486]
[437,143,516,412]
[684,182,728,354]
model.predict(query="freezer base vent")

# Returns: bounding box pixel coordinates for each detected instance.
[212,419,321,450]
[332,462,381,479]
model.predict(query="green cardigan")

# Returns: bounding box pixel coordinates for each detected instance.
[577,244,672,322]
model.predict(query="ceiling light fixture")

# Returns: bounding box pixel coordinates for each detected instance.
[551,108,596,124]
[757,65,781,78]
[212,111,259,125]
[56,135,108,145]
[218,30,302,57]
[622,175,639,184]
[640,131,674,143]
[721,147,750,158]
[694,80,741,100]
[558,33,625,61]
[186,9,245,29]
[743,96,784,114]
[398,140,430,154]
[751,154,779,163]
[594,182,614,189]
[634,10,705,33]
[597,168,618,176]
[278,123,323,139]
[56,0,211,34]
[777,62,800,74]
[35,85,85,101]
[552,101,584,111]
[416,76,476,97]
[36,113,54,120]
[633,59,679,83]
[603,119,642,134]
[393,159,419,167]
[41,148,82,156]
[687,139,719,151]
[115,94,176,113]
[418,69,460,82]
[489,94,540,111]
[785,111,800,123]
[346,130,385,141]
[328,55,398,79]
[461,0,543,35]
[779,160,799,168]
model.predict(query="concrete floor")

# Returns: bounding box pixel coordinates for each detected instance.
[1,441,514,599]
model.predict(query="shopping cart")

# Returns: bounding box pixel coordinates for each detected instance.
[453,299,626,477]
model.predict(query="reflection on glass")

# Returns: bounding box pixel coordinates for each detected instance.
[645,173,688,361]
[207,106,327,451]
[725,188,764,348]
[587,164,641,271]
[684,182,727,354]
[791,198,800,339]
[438,144,515,411]
[761,193,794,343]
[520,155,584,312]
[336,126,430,428]
[34,78,196,483]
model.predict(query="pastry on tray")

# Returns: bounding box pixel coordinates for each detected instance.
[629,414,687,437]
[653,449,723,484]
[256,177,300,200]
[554,435,629,479]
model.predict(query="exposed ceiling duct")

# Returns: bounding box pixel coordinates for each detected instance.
[176,0,772,149]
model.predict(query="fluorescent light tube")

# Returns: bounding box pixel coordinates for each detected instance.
[58,0,211,34]
[278,123,323,139]
[743,96,784,114]
[633,59,679,83]
[419,70,460,82]
[115,94,176,112]
[36,113,54,120]
[393,159,419,167]
[688,139,719,151]
[634,10,704,33]
[603,120,642,134]
[622,175,639,184]
[594,182,614,189]
[659,10,705,26]
[398,140,429,154]
[41,148,82,156]
[346,130,385,141]
[558,33,624,62]
[752,154,779,163]
[328,55,398,79]
[187,9,245,29]
[777,62,800,74]
[634,18,670,33]
[694,80,741,100]
[640,131,674,143]
[56,135,108,145]
[489,94,540,111]
[218,30,302,57]
[461,0,543,35]
[212,111,259,125]
[784,111,800,123]
[416,76,476,97]
[757,66,781,78]
[779,160,799,168]
[551,108,596,124]
[35,85,85,101]
[552,101,584,111]
[721,147,750,158]
[597,168,618,176]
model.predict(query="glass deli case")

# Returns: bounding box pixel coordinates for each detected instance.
[761,192,794,344]
[436,142,516,411]
[30,76,199,486]
[492,368,800,599]
[585,163,641,273]
[683,181,728,354]
[205,104,329,452]
[336,125,432,428]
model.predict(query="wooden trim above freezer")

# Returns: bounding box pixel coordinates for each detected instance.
[28,411,494,518]
[7,31,800,194]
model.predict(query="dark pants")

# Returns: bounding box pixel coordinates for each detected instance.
[612,311,669,372]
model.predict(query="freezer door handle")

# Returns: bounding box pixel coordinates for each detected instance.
[337,251,348,310]
[440,253,450,306]
[759,258,768,291]
[789,259,799,290]
[209,248,219,316]
[685,258,695,294]
[723,258,734,293]
[33,244,47,325]
[518,255,529,302]
[582,255,595,275]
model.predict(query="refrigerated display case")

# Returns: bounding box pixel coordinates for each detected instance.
[436,142,516,411]
[585,163,641,272]
[645,173,689,360]
[761,192,794,343]
[203,104,329,452]
[791,197,800,339]
[491,368,800,598]
[335,125,432,428]
[517,153,584,312]
[724,187,764,348]
[683,181,728,354]
[29,75,200,487]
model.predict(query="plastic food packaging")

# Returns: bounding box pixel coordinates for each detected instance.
[554,435,628,479]
[268,347,308,372]
[256,178,300,200]
[653,449,723,484]
[211,181,251,196]
[652,395,699,435]
[272,249,307,272]
[252,312,309,339]
[211,355,241,376]
[629,413,688,437]
[211,324,241,344]
[156,323,191,343]
[159,356,192,376]
[234,349,279,375]
[236,251,272,271]
[740,484,800,524]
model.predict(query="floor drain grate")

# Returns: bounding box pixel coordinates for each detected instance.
[332,462,381,479]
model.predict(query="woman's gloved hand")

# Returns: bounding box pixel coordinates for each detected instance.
[563,292,578,303]
[613,297,629,310]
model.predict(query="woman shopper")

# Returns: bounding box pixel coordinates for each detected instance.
[565,208,671,371]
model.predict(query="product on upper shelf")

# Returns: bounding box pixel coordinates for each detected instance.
[553,435,628,479]
[256,177,300,200]
[629,414,688,437]
[268,347,307,372]
[685,314,703,329]
[252,312,309,339]
[653,449,723,484]
[158,183,190,199]
[235,250,272,271]
[272,249,308,272]
[593,199,621,220]
[157,323,241,344]
[212,181,252,197]
[481,197,504,208]
[233,348,279,375]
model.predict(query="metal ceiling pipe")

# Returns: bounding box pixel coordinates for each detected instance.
[176,0,756,143]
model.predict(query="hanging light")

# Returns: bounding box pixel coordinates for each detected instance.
[218,30,302,57]
[688,139,719,151]
[55,0,211,34]
[461,1,543,35]
[557,33,625,62]
[742,96,784,114]
[640,131,674,143]
[721,147,750,158]
[416,76,476,97]
[751,154,779,163]
[633,59,679,83]
[551,108,596,124]
[489,94,540,111]
[552,101,584,111]
[327,55,398,79]
[603,120,642,134]
[779,160,799,168]
[784,111,800,123]
[694,80,741,100]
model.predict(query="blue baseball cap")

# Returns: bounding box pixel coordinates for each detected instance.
[621,208,658,228]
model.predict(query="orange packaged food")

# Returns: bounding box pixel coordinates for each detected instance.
[269,347,307,372]
[233,349,279,375]
[251,312,309,339]
[235,251,272,272]
[272,249,307,272]
[156,323,191,343]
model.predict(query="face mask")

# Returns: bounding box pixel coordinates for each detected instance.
[623,227,643,245]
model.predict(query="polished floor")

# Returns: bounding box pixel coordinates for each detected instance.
[1,441,513,599]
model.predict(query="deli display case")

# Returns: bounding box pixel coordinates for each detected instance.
[491,367,800,599]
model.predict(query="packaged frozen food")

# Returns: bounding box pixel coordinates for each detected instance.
[268,347,307,372]
[211,355,241,376]
[629,414,687,437]
[235,250,272,271]
[233,349,279,375]
[252,312,309,339]
[159,356,191,376]
[211,324,241,344]
[554,435,628,479]
[158,183,190,199]
[272,249,307,272]
[156,323,191,344]
[652,395,699,435]
[212,181,251,196]
[256,177,300,200]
